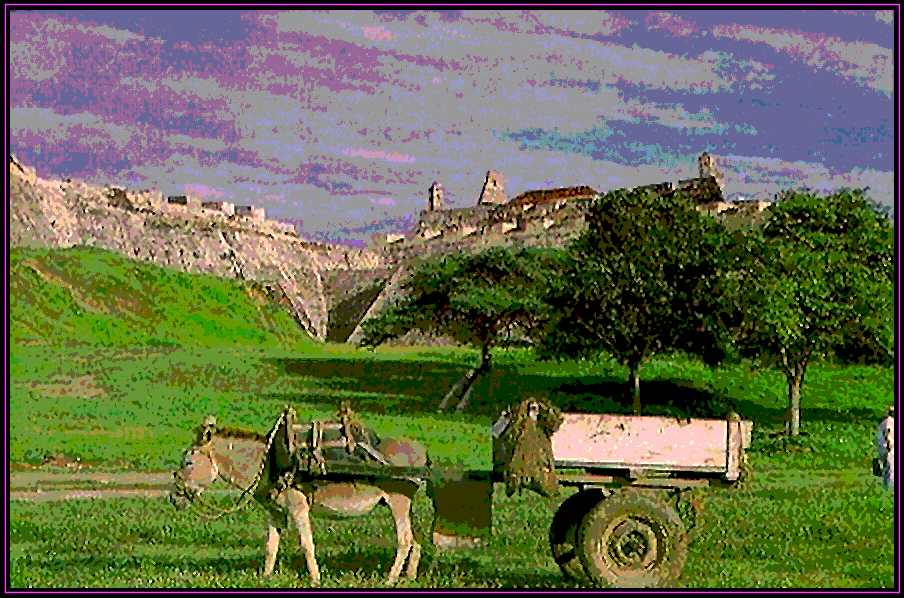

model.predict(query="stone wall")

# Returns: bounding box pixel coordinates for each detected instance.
[408,187,590,248]
[201,200,235,215]
[9,155,36,185]
[8,158,393,341]
[418,206,493,237]
[267,220,297,236]
[235,205,266,221]
[9,152,756,347]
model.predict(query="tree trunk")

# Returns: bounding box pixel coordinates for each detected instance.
[630,365,641,415]
[780,352,810,437]
[437,344,491,414]
[453,384,475,414]
[480,342,491,372]
[787,371,802,436]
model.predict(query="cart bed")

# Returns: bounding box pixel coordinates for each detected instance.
[550,413,752,482]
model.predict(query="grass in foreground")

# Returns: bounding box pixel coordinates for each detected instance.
[9,465,895,588]
[9,341,895,589]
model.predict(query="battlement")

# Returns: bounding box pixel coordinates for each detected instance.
[390,153,745,249]
[201,200,235,215]
[235,205,266,221]
[267,220,298,237]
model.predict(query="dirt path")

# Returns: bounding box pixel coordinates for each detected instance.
[10,488,171,503]
[10,471,172,488]
[8,470,250,504]
[9,470,172,503]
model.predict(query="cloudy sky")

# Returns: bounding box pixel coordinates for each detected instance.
[9,9,895,247]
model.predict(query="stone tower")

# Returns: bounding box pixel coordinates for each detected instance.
[426,181,445,212]
[478,170,508,206]
[698,152,723,191]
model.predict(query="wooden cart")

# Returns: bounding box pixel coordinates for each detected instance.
[541,411,751,588]
[430,410,752,588]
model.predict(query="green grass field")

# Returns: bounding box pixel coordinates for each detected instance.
[9,342,896,588]
[8,460,896,588]
[8,246,896,588]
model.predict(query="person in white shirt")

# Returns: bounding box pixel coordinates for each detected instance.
[876,406,894,490]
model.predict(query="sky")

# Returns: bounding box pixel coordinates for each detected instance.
[8,9,896,247]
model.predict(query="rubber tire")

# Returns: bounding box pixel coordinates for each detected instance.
[549,489,606,584]
[577,491,688,588]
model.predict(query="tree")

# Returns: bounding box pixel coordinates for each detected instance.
[539,187,740,414]
[358,246,555,413]
[735,189,894,435]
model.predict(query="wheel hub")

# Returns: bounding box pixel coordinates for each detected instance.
[602,517,659,570]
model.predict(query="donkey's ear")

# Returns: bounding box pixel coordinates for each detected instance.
[202,415,217,442]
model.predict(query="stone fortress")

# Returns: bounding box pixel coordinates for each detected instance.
[8,156,297,239]
[9,151,772,346]
[377,152,772,251]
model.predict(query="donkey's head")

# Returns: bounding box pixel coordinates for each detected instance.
[169,415,220,510]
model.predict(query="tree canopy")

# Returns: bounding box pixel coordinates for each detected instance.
[538,187,740,414]
[734,188,894,435]
[359,246,557,412]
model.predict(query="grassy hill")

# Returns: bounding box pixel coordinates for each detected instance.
[10,245,316,349]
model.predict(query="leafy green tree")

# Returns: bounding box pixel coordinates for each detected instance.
[539,187,740,414]
[358,246,555,413]
[735,189,894,435]
[831,317,894,367]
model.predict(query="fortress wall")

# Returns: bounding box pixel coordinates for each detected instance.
[9,160,393,342]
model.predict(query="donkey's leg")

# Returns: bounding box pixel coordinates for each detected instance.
[259,498,288,576]
[384,492,419,584]
[286,487,320,586]
[407,540,422,581]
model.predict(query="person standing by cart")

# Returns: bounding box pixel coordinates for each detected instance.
[876,406,895,491]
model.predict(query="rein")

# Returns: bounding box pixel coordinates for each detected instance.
[179,409,287,521]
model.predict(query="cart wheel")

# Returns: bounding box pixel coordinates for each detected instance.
[577,491,688,588]
[549,489,605,584]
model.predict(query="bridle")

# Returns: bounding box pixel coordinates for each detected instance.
[173,410,286,521]
[173,444,219,504]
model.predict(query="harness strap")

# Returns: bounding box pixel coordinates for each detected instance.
[189,408,288,521]
[355,439,393,466]
[282,408,394,474]
[310,420,321,471]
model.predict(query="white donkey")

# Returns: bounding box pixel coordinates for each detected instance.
[169,414,428,585]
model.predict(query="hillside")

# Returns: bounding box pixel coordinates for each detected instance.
[9,245,316,349]
[8,155,395,342]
